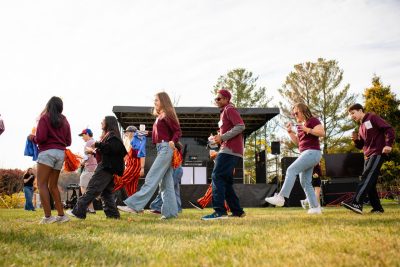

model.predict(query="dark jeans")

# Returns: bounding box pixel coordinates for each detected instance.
[23,186,35,211]
[212,153,243,216]
[352,154,385,210]
[72,168,120,219]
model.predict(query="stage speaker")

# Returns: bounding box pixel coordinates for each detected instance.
[321,180,359,206]
[255,150,266,183]
[281,157,297,178]
[271,141,281,155]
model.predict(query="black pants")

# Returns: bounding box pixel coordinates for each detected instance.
[352,155,385,210]
[72,168,120,219]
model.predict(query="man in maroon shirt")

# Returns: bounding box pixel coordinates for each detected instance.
[201,89,245,220]
[342,103,395,214]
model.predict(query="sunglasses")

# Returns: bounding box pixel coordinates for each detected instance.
[214,97,222,102]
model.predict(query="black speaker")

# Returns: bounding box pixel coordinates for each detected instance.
[281,157,297,178]
[271,141,281,155]
[255,150,266,183]
[321,180,359,206]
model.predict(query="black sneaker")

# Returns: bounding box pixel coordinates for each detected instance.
[341,202,363,214]
[189,200,203,210]
[228,212,246,218]
[370,208,384,214]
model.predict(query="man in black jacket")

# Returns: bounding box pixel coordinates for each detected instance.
[68,116,127,219]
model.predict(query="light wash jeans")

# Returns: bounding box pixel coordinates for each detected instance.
[124,142,178,218]
[280,149,322,208]
[150,166,183,212]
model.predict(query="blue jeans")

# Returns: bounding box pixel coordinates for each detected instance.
[124,142,178,218]
[212,153,243,216]
[23,186,35,211]
[280,149,322,208]
[150,166,183,212]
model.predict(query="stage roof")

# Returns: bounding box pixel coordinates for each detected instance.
[113,106,280,138]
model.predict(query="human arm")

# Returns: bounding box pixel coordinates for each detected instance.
[286,122,299,146]
[140,157,145,177]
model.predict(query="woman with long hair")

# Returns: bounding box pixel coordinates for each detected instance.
[265,103,325,214]
[29,96,72,224]
[67,116,127,219]
[118,92,182,219]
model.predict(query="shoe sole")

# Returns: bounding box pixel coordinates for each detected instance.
[201,217,228,221]
[189,201,203,210]
[342,203,363,214]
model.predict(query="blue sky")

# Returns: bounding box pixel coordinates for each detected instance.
[0,0,399,169]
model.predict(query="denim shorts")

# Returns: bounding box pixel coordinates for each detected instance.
[37,149,65,170]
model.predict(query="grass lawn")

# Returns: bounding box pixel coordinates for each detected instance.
[1,202,399,267]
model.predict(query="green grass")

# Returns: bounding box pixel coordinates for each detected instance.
[1,202,400,267]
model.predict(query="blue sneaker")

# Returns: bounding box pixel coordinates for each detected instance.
[201,212,228,221]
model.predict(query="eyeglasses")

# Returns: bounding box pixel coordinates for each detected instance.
[214,97,222,102]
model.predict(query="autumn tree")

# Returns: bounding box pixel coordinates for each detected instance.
[279,58,357,154]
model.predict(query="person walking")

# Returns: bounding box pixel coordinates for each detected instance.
[28,96,72,224]
[78,128,97,213]
[118,92,182,219]
[22,168,36,211]
[341,103,395,214]
[265,103,325,214]
[67,116,127,219]
[201,89,245,220]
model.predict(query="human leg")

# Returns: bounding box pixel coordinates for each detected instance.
[123,142,172,211]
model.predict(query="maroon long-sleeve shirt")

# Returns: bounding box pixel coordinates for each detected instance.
[354,113,395,158]
[151,115,181,144]
[34,114,72,153]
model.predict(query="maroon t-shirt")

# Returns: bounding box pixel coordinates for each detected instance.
[152,115,181,144]
[355,113,395,157]
[298,117,321,152]
[219,104,245,156]
[34,114,72,153]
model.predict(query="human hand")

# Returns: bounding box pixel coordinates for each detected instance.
[140,168,145,177]
[382,146,392,154]
[285,122,293,133]
[28,134,35,141]
[214,134,222,144]
[169,141,175,149]
[351,131,358,141]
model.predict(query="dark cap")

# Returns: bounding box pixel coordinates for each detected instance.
[78,128,93,137]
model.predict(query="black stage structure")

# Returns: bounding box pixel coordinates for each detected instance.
[113,106,280,208]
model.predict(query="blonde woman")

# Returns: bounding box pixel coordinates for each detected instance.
[118,92,182,219]
[266,103,325,214]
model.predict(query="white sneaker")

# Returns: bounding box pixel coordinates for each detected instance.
[307,207,322,215]
[300,199,309,209]
[56,214,70,223]
[39,216,57,224]
[117,205,141,214]
[265,193,285,207]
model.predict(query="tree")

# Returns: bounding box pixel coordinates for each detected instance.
[212,68,273,183]
[279,58,357,154]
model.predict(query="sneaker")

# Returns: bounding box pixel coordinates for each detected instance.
[66,209,84,219]
[265,193,285,207]
[228,212,246,218]
[149,209,161,215]
[341,202,363,214]
[300,199,308,209]
[201,212,228,221]
[370,208,384,214]
[56,214,70,223]
[39,216,57,224]
[117,205,142,214]
[307,207,322,215]
[189,200,203,210]
[87,208,96,214]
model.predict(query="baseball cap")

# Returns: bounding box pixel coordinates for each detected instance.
[78,128,93,137]
[123,125,137,133]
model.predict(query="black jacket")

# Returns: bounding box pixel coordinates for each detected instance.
[95,132,127,176]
